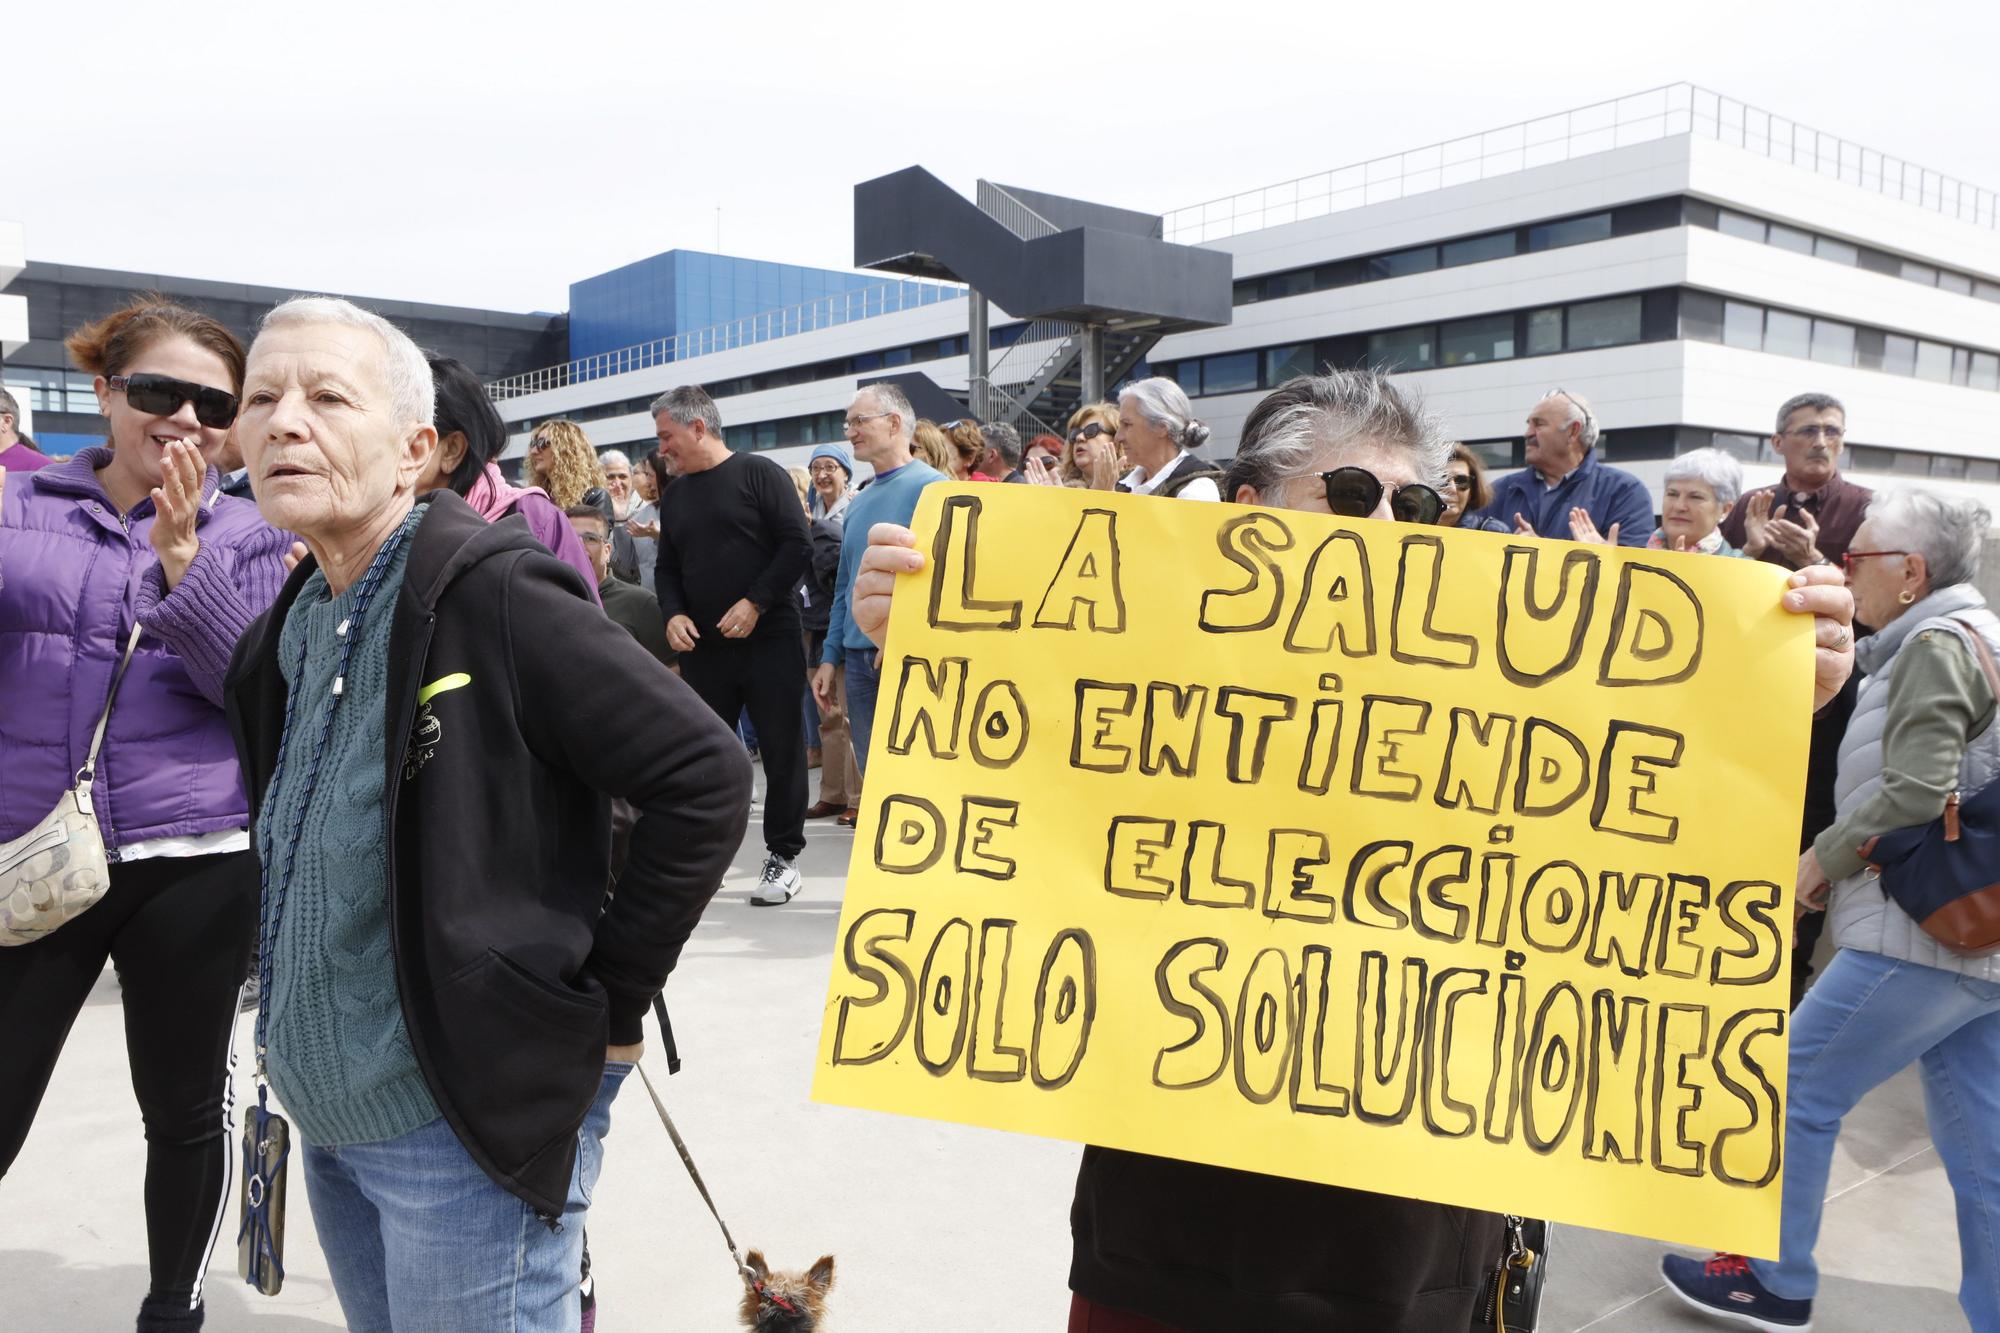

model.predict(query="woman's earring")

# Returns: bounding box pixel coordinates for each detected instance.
[1899,590,1917,605]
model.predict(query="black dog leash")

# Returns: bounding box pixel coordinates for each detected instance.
[637,995,799,1316]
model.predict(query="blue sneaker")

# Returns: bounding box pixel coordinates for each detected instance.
[1661,1252,1813,1331]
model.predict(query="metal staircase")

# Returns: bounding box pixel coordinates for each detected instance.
[853,168,1231,437]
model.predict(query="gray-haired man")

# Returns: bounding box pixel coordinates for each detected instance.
[979,421,1027,483]
[653,385,813,904]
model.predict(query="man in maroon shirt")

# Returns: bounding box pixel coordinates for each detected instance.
[0,387,51,472]
[1719,392,1871,567]
[1719,392,1873,1006]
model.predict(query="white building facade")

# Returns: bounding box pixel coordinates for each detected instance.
[488,86,2000,509]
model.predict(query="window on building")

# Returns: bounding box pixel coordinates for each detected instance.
[1891,450,1931,475]
[1900,260,1939,286]
[1810,319,1856,366]
[1233,279,1262,305]
[1441,231,1517,267]
[1526,213,1613,251]
[1709,432,1765,461]
[1978,280,2000,304]
[1972,352,2000,392]
[1440,313,1516,365]
[1722,301,1764,350]
[1566,296,1642,350]
[1916,341,1954,382]
[1202,351,1260,395]
[1168,360,1201,394]
[1717,211,1767,243]
[1764,310,1811,359]
[1367,246,1440,280]
[1814,236,1859,265]
[1264,344,1315,385]
[1680,291,1725,343]
[1940,271,1974,296]
[1848,445,1892,471]
[1265,270,1315,300]
[1954,349,1973,386]
[1971,459,2000,482]
[1767,223,1814,255]
[1931,454,1969,478]
[1882,334,1918,376]
[1526,307,1565,355]
[1367,326,1436,371]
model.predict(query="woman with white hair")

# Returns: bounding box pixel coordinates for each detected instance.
[1569,446,1747,555]
[1663,486,2000,1333]
[1116,376,1222,501]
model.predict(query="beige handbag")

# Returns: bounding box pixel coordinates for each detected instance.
[0,624,143,946]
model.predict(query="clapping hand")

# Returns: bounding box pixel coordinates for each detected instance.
[1764,504,1821,566]
[1566,506,1619,547]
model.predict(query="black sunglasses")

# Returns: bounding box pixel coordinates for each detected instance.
[1320,466,1444,524]
[1069,422,1113,444]
[108,373,239,429]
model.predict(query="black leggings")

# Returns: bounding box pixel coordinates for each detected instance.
[0,849,258,1320]
[679,632,809,859]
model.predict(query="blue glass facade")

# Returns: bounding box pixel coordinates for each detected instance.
[568,250,906,361]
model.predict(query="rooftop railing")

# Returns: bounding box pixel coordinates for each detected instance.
[1162,83,1998,245]
[487,278,964,401]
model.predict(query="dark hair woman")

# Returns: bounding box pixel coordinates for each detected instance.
[0,296,290,1331]
[1438,442,1511,532]
[415,354,599,601]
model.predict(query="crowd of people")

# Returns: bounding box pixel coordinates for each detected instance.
[0,290,1994,1333]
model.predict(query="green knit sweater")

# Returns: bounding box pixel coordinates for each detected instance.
[259,508,439,1146]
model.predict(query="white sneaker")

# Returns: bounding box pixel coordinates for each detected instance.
[751,853,802,906]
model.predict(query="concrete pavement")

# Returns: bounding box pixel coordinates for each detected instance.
[1,791,1976,1330]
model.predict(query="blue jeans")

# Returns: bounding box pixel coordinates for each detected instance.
[1750,950,2000,1329]
[844,647,883,774]
[302,1062,632,1333]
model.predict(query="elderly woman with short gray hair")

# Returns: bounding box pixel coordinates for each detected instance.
[225,296,749,1331]
[1569,446,1746,555]
[1116,376,1223,501]
[1662,485,2000,1331]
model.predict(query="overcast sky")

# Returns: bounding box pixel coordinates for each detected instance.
[8,0,1997,318]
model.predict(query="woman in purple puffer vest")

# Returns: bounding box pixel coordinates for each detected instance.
[0,298,290,1331]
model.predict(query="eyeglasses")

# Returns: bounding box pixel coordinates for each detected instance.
[1449,473,1474,492]
[1783,424,1846,443]
[574,531,606,546]
[1319,466,1444,524]
[1842,549,1908,572]
[107,373,239,429]
[844,411,891,432]
[1546,387,1594,438]
[528,437,552,452]
[1069,422,1113,445]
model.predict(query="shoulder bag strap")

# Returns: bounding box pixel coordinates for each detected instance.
[78,623,144,782]
[1947,616,2000,708]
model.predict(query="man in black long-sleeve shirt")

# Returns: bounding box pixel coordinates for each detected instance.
[653,386,813,905]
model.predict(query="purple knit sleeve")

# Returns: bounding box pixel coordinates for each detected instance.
[511,493,603,607]
[136,513,292,708]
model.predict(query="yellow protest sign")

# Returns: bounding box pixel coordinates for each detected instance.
[812,484,1811,1257]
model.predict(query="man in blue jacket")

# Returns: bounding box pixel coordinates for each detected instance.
[811,384,945,776]
[1474,388,1653,545]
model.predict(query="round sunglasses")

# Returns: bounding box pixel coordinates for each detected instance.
[1069,422,1113,445]
[1318,466,1444,524]
[107,373,239,429]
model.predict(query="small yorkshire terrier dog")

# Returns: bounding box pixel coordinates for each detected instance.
[739,1250,836,1332]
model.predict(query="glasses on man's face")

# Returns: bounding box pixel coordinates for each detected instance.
[1319,466,1444,524]
[108,373,239,429]
[1069,422,1112,445]
[1545,387,1594,438]
[1842,549,1907,572]
[1785,424,1846,443]
[1449,473,1474,492]
[844,411,890,433]
[575,530,605,546]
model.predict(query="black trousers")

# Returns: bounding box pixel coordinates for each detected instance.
[0,849,259,1321]
[679,629,808,859]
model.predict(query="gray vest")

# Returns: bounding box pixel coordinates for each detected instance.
[1827,583,2000,981]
